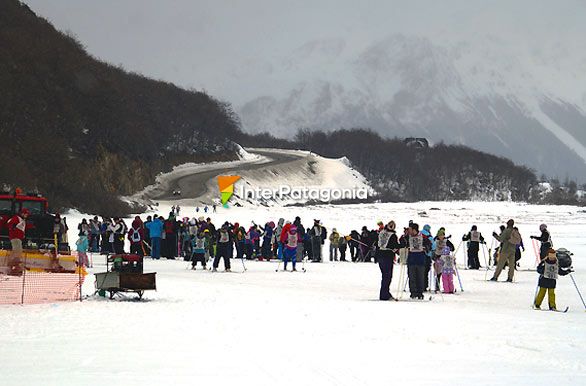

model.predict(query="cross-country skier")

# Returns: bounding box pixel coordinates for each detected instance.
[432,229,454,291]
[375,221,400,301]
[490,219,518,282]
[534,248,572,310]
[530,224,553,260]
[422,224,433,290]
[282,225,299,271]
[439,246,456,294]
[406,223,431,299]
[192,232,208,270]
[462,225,485,269]
[213,224,232,272]
[274,218,285,260]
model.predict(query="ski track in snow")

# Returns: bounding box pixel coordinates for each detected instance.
[2,201,586,386]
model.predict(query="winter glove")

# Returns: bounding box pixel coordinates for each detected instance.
[492,232,498,238]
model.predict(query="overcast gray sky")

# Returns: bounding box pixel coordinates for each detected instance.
[23,0,586,105]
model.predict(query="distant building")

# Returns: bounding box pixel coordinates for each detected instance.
[403,137,430,149]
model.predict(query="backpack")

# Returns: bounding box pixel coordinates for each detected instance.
[509,228,522,245]
[131,228,141,242]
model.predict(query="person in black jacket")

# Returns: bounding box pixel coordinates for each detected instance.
[530,224,553,260]
[309,220,327,262]
[213,224,233,272]
[534,248,571,310]
[349,230,360,261]
[462,225,485,269]
[375,221,401,300]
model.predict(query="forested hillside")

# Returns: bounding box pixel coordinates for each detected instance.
[0,0,240,214]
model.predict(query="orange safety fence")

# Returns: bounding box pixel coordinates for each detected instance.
[0,249,87,305]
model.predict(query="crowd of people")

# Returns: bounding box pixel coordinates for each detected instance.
[1,205,573,310]
[71,211,558,298]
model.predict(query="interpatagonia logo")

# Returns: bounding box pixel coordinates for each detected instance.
[217,175,241,207]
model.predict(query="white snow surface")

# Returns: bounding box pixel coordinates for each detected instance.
[2,201,586,385]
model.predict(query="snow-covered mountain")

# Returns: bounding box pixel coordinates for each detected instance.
[23,0,586,181]
[240,33,586,182]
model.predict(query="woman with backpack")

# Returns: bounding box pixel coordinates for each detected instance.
[128,216,145,256]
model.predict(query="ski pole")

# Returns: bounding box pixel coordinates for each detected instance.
[452,239,463,268]
[241,254,247,272]
[275,260,281,272]
[301,255,307,272]
[482,244,490,281]
[531,239,541,267]
[569,273,586,311]
[532,276,540,307]
[454,264,464,292]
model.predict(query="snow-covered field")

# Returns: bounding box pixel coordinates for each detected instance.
[2,201,586,386]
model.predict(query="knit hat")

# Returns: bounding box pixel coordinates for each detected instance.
[540,224,547,231]
[547,248,557,259]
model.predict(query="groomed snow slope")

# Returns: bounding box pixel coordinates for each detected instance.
[1,201,585,386]
[136,147,372,207]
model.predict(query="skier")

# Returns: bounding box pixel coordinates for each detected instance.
[282,225,298,271]
[213,225,232,272]
[530,224,553,260]
[534,248,572,310]
[309,220,326,262]
[274,218,285,260]
[213,204,217,213]
[421,224,433,290]
[490,219,518,282]
[432,229,454,291]
[375,221,400,301]
[6,208,29,276]
[329,228,341,261]
[191,232,208,270]
[462,225,485,269]
[439,246,456,294]
[406,223,431,299]
[234,224,246,260]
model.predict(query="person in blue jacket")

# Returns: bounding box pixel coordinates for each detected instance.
[145,216,163,259]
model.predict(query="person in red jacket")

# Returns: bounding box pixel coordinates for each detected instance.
[128,216,145,256]
[7,208,29,276]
